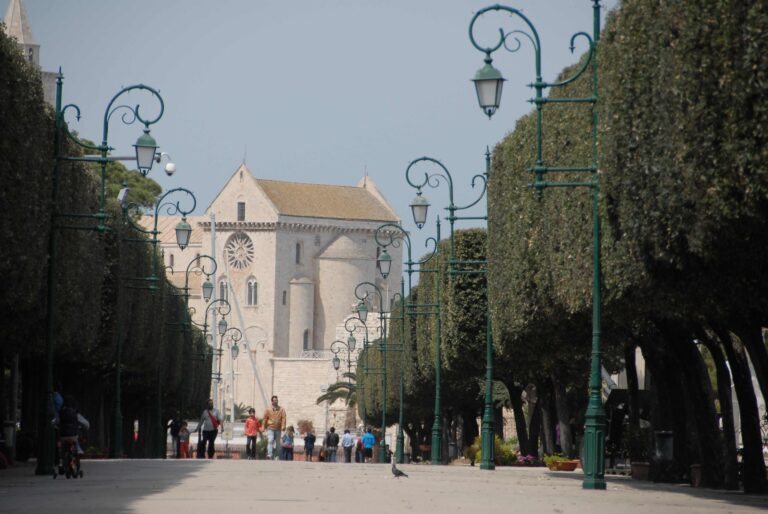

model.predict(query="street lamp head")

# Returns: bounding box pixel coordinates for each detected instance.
[134,127,158,175]
[356,299,369,323]
[347,333,357,352]
[218,317,228,334]
[410,191,430,229]
[202,279,214,302]
[175,217,192,251]
[231,342,239,360]
[377,247,392,279]
[332,355,341,371]
[472,56,505,119]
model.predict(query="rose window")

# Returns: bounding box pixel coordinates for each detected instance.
[225,232,254,270]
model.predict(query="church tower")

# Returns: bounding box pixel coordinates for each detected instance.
[3,0,57,105]
[3,0,38,65]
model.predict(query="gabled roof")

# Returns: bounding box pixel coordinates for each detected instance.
[256,179,398,222]
[3,0,35,45]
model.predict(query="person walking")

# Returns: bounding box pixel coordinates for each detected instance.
[167,412,182,458]
[304,430,316,461]
[244,408,262,460]
[198,399,223,459]
[325,427,339,462]
[362,427,375,463]
[178,422,191,458]
[262,395,286,460]
[281,426,295,461]
[341,429,355,463]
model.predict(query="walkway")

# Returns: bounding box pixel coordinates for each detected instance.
[1,460,766,513]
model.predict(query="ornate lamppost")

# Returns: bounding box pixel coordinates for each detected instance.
[219,326,242,424]
[38,72,169,474]
[374,223,439,463]
[116,187,195,458]
[354,281,402,463]
[405,154,491,467]
[468,1,604,488]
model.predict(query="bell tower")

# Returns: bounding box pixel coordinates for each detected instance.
[3,0,39,66]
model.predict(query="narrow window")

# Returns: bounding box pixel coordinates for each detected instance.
[169,254,175,268]
[237,202,245,221]
[376,247,381,273]
[303,329,311,351]
[295,242,302,264]
[219,279,228,301]
[247,279,257,306]
[282,290,287,305]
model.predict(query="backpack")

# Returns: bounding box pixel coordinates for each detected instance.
[59,406,79,437]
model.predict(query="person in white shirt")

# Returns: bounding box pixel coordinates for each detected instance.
[341,429,355,463]
[198,398,223,459]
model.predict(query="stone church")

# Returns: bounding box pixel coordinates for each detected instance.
[150,164,403,434]
[5,0,404,435]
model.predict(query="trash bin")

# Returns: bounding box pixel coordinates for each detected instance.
[448,442,457,460]
[654,431,673,461]
[2,421,15,462]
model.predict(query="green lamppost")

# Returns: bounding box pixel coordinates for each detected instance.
[343,317,369,431]
[354,281,397,463]
[39,72,167,474]
[405,155,491,467]
[117,187,196,458]
[374,223,439,464]
[330,338,357,380]
[219,326,242,423]
[469,1,604,488]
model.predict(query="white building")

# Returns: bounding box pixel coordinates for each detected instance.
[148,164,403,433]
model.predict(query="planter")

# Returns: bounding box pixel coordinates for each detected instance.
[690,464,702,487]
[547,460,579,471]
[631,461,650,481]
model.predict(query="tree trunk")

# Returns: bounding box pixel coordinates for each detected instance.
[540,388,555,456]
[528,393,542,459]
[552,375,575,458]
[700,332,739,490]
[715,328,768,493]
[733,325,768,414]
[507,382,531,455]
[625,342,640,427]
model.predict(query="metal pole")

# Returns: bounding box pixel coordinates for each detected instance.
[480,148,495,470]
[396,277,406,464]
[431,217,442,464]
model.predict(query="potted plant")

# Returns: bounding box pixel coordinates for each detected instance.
[544,454,579,471]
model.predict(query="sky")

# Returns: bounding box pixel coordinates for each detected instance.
[8,0,618,260]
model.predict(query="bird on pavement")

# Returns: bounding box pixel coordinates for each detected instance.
[392,460,408,478]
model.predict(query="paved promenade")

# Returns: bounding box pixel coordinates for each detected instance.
[1,460,766,514]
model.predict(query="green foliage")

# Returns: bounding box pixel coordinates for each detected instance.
[0,28,208,450]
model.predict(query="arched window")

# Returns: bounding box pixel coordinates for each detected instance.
[295,242,302,264]
[303,329,311,351]
[219,279,228,301]
[237,202,245,221]
[282,290,287,305]
[247,279,257,306]
[169,253,175,268]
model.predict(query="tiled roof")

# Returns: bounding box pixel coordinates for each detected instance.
[255,179,398,222]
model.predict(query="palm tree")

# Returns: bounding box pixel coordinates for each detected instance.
[317,372,358,430]
[316,372,357,407]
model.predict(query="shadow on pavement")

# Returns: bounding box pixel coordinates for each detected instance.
[547,470,768,509]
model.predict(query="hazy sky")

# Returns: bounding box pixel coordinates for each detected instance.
[9,0,617,259]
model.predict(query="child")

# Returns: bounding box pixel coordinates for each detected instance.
[281,426,295,461]
[178,421,190,458]
[244,408,262,460]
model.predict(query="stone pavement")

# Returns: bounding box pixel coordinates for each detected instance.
[1,460,766,514]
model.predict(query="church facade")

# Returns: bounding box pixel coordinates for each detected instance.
[150,165,403,432]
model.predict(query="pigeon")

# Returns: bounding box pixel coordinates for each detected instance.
[392,460,408,478]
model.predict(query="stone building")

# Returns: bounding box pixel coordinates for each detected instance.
[147,164,403,434]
